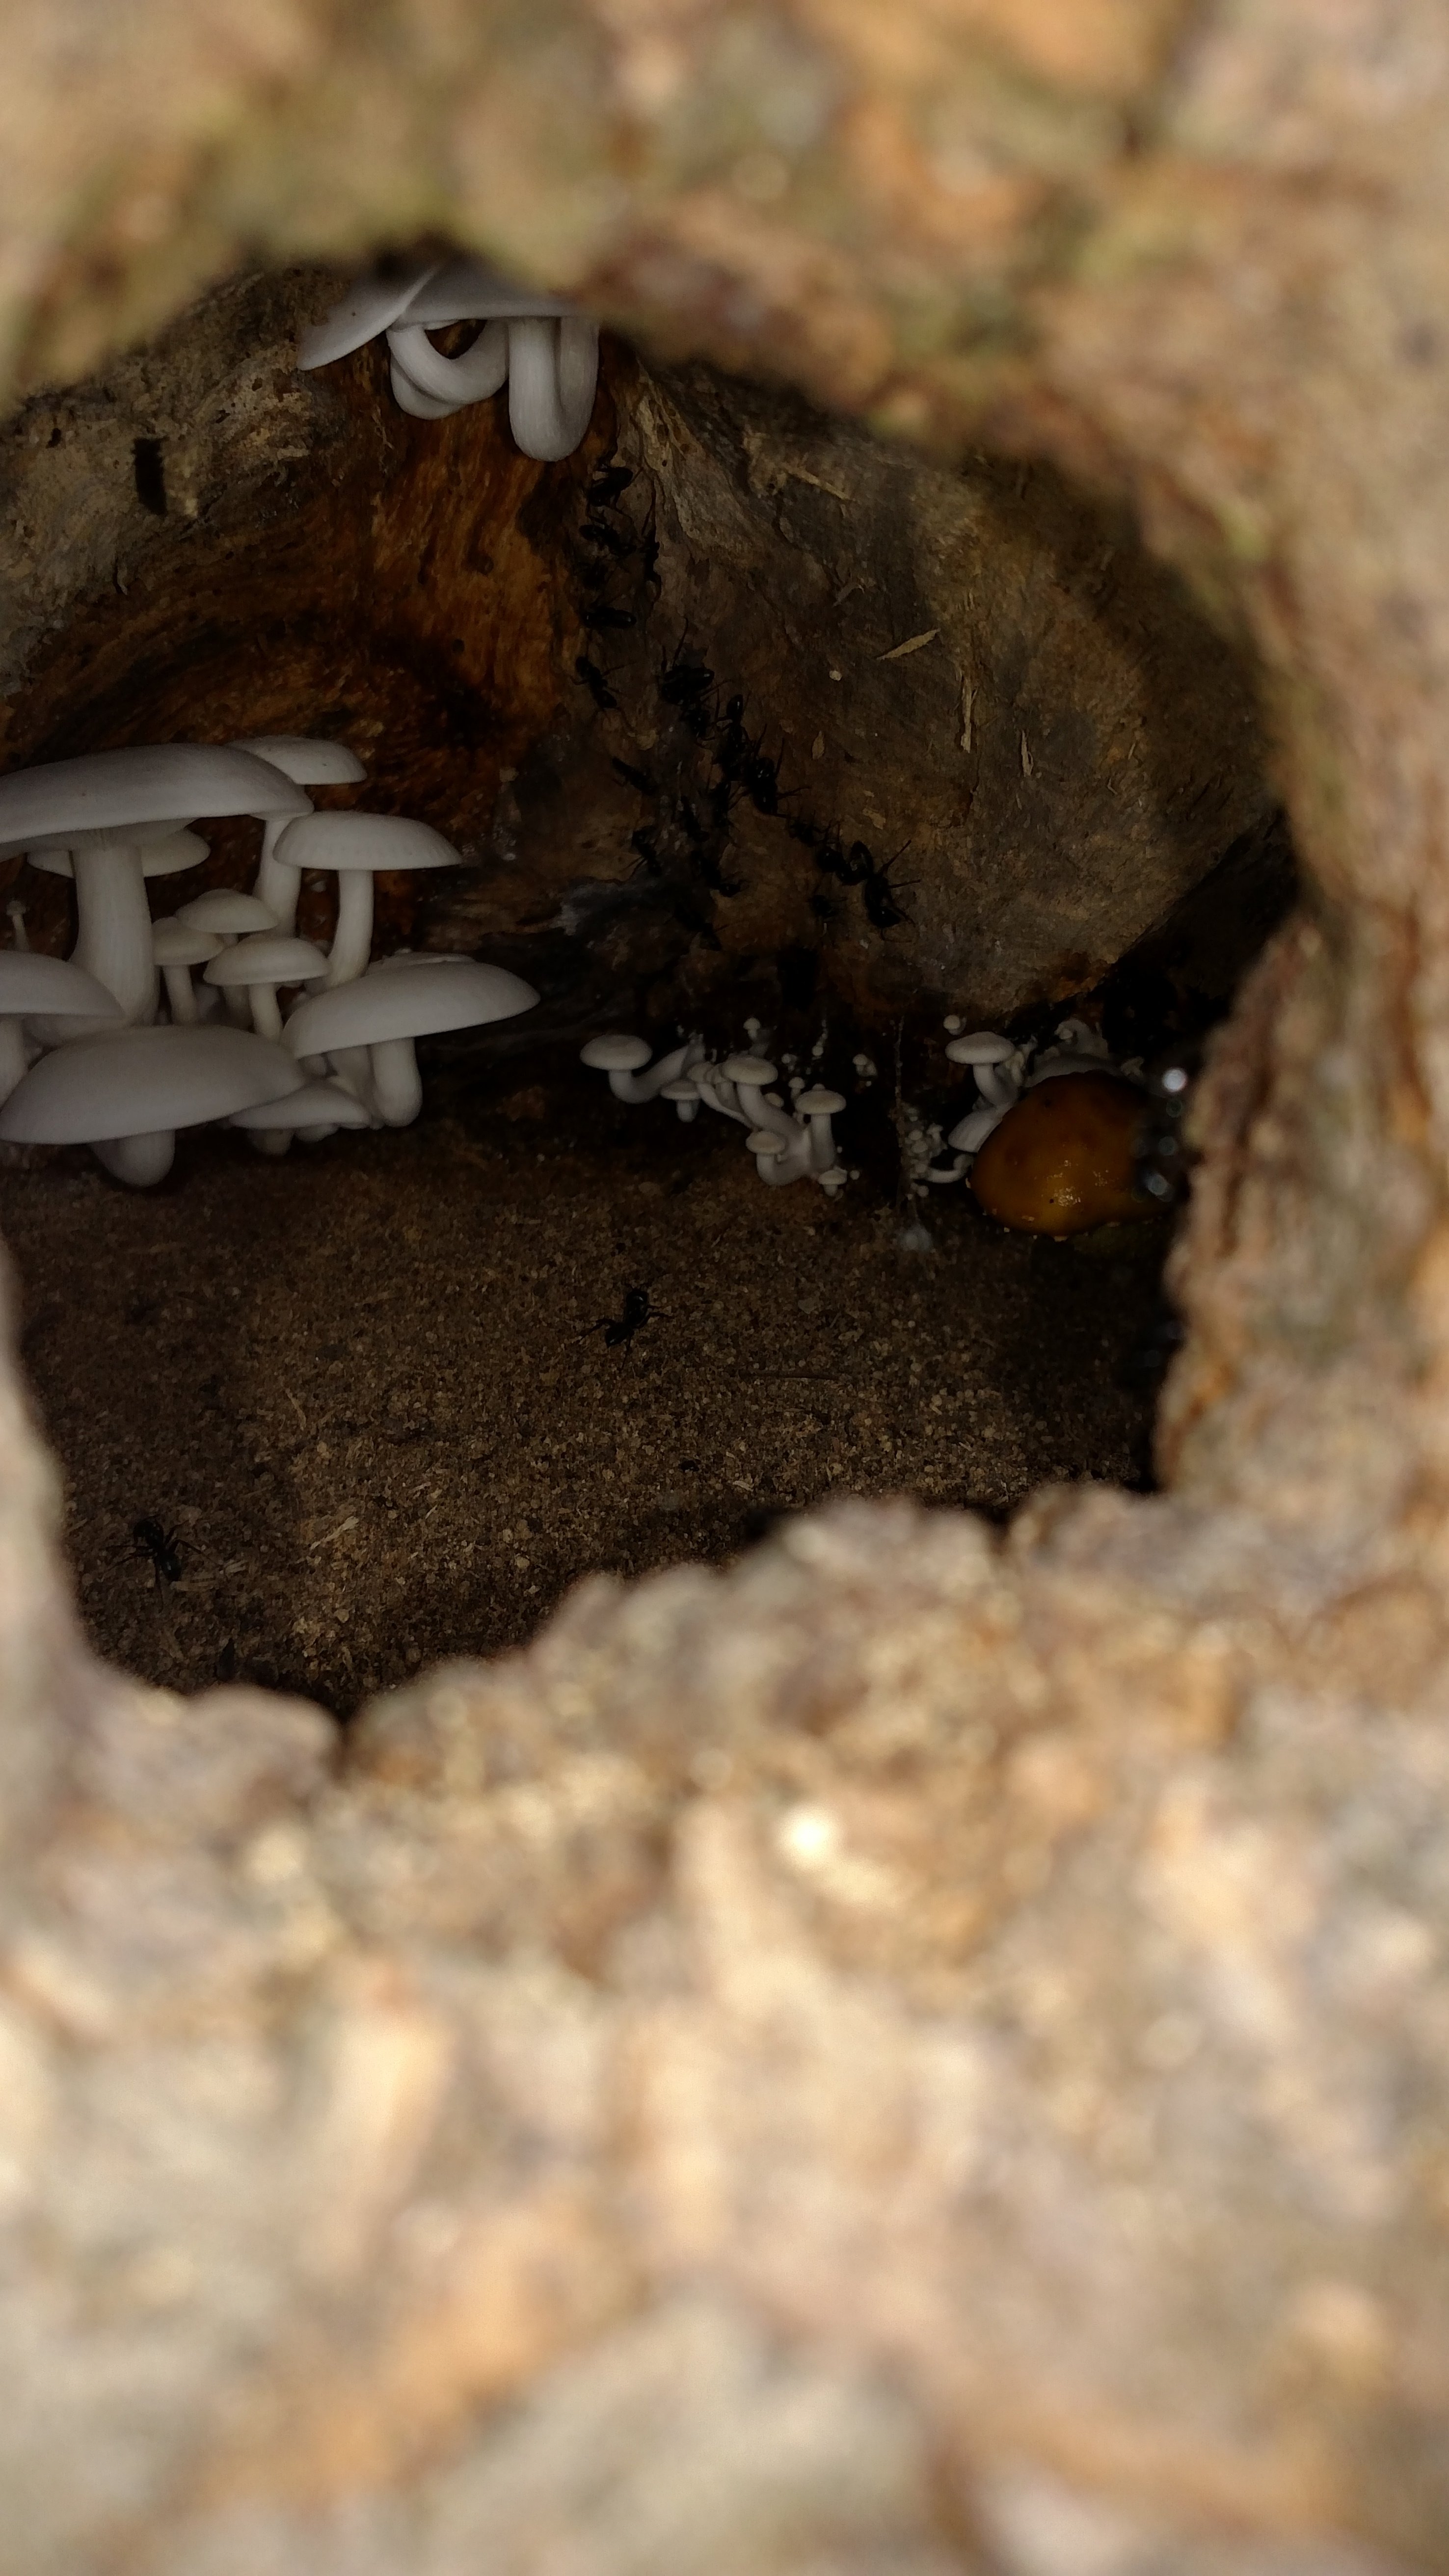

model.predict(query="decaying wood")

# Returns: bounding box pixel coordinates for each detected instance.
[1,1,1449,2570]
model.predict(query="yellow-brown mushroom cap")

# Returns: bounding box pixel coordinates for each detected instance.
[970,1072,1148,1235]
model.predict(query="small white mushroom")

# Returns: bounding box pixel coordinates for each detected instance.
[0,748,306,1026]
[285,957,538,1127]
[660,1077,700,1123]
[268,811,461,988]
[722,1054,798,1144]
[304,257,599,461]
[152,920,222,1024]
[174,888,282,1021]
[6,898,27,949]
[746,1127,793,1186]
[794,1084,846,1175]
[229,736,367,934]
[944,1031,1015,1066]
[0,1023,305,1185]
[0,952,122,1105]
[204,933,329,1039]
[947,1103,1009,1155]
[579,1033,705,1104]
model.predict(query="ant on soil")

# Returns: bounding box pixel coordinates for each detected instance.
[588,464,635,507]
[581,601,637,634]
[575,655,619,713]
[630,825,663,876]
[584,1284,666,1349]
[815,832,871,886]
[133,1517,183,1591]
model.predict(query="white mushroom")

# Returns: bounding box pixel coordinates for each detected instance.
[6,898,27,949]
[660,1077,700,1123]
[0,747,306,1024]
[229,735,367,934]
[268,811,461,988]
[203,933,329,1039]
[0,952,122,1105]
[152,920,222,1024]
[722,1054,798,1146]
[947,1104,1009,1156]
[284,957,538,1127]
[296,260,443,370]
[794,1085,846,1175]
[301,255,599,461]
[579,1033,705,1104]
[226,1076,371,1157]
[944,1031,1016,1066]
[746,1127,793,1186]
[0,1023,305,1186]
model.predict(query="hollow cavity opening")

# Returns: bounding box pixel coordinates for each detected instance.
[0,263,1294,1712]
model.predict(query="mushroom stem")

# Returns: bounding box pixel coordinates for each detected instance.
[248,985,284,1042]
[6,899,27,950]
[161,962,199,1025]
[506,319,600,461]
[608,1039,705,1105]
[70,839,158,1022]
[0,1017,27,1107]
[254,817,304,935]
[326,873,376,986]
[370,1035,423,1127]
[387,318,510,407]
[92,1130,175,1187]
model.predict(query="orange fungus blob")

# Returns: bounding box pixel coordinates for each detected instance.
[970,1072,1148,1235]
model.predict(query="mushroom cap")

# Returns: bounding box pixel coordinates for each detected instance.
[0,747,309,859]
[176,890,279,936]
[270,811,460,874]
[297,260,443,369]
[660,1078,700,1101]
[26,827,209,882]
[226,1078,372,1133]
[231,735,366,788]
[284,959,538,1055]
[203,933,329,988]
[0,1024,305,1143]
[945,1032,1016,1067]
[723,1054,777,1087]
[0,952,124,1018]
[795,1086,846,1115]
[153,921,223,968]
[401,257,573,325]
[581,1034,652,1072]
[746,1128,787,1156]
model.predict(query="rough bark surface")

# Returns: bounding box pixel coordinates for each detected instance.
[2,3,1449,2572]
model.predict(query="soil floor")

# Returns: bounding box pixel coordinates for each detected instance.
[0,1079,1172,1717]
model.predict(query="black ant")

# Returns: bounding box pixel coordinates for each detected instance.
[630,826,663,877]
[575,655,618,713]
[588,464,635,506]
[816,832,870,886]
[133,1517,182,1589]
[807,887,841,924]
[585,1284,664,1348]
[861,846,914,932]
[705,777,739,829]
[581,515,635,561]
[581,601,636,633]
[659,647,714,711]
[691,846,744,897]
[742,747,791,816]
[613,756,658,796]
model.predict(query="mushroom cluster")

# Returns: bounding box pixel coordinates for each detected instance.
[580,1033,848,1193]
[929,1015,1153,1235]
[299,257,600,461]
[0,735,537,1183]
